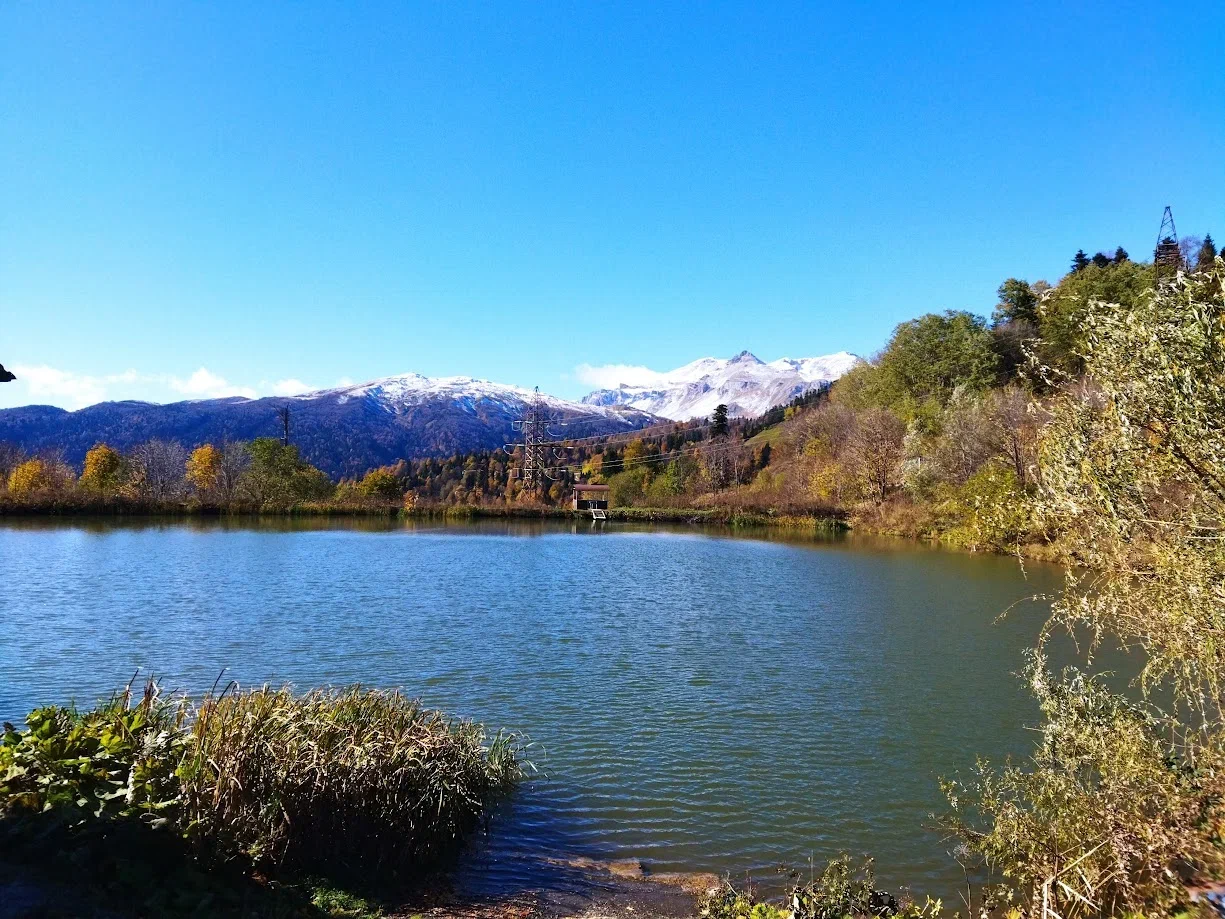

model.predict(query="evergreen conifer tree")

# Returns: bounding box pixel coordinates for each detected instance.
[1198,234,1217,268]
[711,404,729,438]
[1071,249,1090,273]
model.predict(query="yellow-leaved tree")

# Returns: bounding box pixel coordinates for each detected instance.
[7,459,50,497]
[185,444,222,496]
[79,443,125,493]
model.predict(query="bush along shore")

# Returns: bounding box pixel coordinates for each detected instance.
[0,682,524,918]
[699,857,941,919]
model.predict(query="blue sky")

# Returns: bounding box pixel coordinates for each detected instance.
[2,1,1222,408]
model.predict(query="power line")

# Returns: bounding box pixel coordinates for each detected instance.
[535,436,754,477]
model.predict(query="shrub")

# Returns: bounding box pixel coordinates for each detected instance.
[699,857,940,919]
[940,461,1033,551]
[241,439,335,507]
[939,263,1225,918]
[607,467,649,506]
[942,656,1223,919]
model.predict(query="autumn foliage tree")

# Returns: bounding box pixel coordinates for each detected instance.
[79,443,125,493]
[357,467,402,500]
[849,407,905,503]
[185,444,223,496]
[7,458,51,497]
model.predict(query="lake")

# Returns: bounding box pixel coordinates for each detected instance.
[0,518,1062,900]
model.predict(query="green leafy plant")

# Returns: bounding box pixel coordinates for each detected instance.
[0,682,188,828]
[700,881,790,919]
[700,857,940,919]
[790,856,896,919]
[1,681,524,915]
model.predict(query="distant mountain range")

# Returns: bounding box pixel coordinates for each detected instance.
[582,350,859,420]
[0,353,860,477]
[0,377,654,479]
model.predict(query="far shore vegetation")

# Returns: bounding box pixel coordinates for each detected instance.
[4,238,1222,562]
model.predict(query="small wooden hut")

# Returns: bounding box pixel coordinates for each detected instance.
[572,483,610,511]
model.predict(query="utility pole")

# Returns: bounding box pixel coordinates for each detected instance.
[276,405,292,446]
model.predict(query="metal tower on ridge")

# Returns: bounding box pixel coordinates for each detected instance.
[1155,206,1182,276]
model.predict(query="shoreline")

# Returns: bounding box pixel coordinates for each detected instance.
[0,498,848,531]
[0,499,1062,562]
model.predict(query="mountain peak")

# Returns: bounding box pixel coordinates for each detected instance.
[581,350,859,420]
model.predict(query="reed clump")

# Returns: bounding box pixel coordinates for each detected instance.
[183,685,523,877]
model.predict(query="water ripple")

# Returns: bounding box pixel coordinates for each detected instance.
[0,519,1061,899]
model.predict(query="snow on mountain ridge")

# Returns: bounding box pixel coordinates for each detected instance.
[298,373,645,423]
[581,351,860,421]
[152,350,859,428]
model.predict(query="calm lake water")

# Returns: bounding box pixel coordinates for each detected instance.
[0,519,1064,898]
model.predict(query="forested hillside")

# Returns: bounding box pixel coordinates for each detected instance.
[0,382,657,479]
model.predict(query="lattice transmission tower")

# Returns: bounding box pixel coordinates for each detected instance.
[510,387,554,493]
[1155,206,1182,278]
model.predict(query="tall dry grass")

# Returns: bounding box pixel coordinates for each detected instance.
[181,685,522,878]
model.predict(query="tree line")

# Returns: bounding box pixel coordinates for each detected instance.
[0,437,387,510]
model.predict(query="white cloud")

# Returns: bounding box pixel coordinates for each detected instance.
[0,364,323,409]
[168,368,257,400]
[573,362,666,389]
[12,365,111,409]
[270,378,314,396]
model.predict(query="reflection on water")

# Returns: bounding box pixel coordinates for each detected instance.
[1,517,1064,897]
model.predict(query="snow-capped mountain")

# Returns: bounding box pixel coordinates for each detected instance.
[581,350,860,420]
[0,355,860,477]
[306,372,642,419]
[0,373,656,479]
